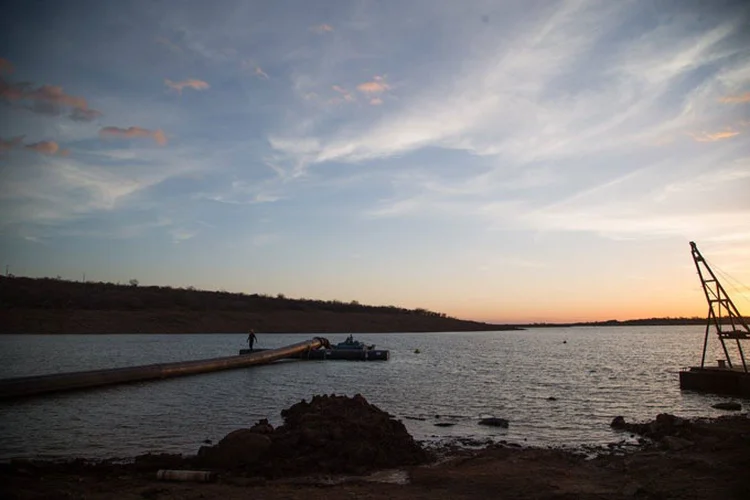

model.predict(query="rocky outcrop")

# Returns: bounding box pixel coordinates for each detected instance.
[479,417,509,428]
[610,412,750,452]
[196,394,429,476]
[197,429,272,469]
[712,402,742,411]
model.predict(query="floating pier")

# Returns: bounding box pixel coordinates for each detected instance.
[0,338,327,400]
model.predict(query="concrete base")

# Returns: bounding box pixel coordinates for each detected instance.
[679,367,750,397]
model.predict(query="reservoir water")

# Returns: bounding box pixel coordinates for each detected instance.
[0,326,746,461]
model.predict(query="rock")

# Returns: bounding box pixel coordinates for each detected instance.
[268,394,428,476]
[712,402,742,411]
[478,417,509,428]
[195,394,429,477]
[249,418,275,434]
[661,436,693,451]
[434,422,455,427]
[547,396,558,401]
[197,429,272,469]
[611,416,627,429]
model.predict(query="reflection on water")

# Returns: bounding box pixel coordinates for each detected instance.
[0,326,745,460]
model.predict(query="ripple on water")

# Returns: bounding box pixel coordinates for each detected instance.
[1,326,748,460]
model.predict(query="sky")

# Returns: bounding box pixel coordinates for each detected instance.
[1,0,749,324]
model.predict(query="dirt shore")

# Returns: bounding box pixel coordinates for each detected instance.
[3,396,750,500]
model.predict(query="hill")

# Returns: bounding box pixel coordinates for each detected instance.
[0,276,518,334]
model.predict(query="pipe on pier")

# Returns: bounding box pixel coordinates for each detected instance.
[0,338,325,400]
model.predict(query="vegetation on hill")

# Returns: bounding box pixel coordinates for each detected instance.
[0,276,517,334]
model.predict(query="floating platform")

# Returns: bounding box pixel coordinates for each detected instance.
[679,366,750,397]
[240,348,389,361]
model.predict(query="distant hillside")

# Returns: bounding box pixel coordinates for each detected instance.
[0,276,518,334]
[518,317,749,327]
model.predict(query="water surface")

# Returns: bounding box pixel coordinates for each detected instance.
[0,326,745,460]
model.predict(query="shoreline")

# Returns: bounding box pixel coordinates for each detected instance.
[4,412,749,500]
[3,392,749,500]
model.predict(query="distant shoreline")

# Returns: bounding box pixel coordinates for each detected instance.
[515,318,716,328]
[0,309,716,334]
[0,275,719,334]
[0,308,520,334]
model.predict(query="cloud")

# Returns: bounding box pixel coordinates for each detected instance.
[369,98,383,106]
[25,141,69,156]
[254,66,269,80]
[26,85,87,109]
[331,85,355,103]
[719,92,750,104]
[310,24,333,34]
[70,108,103,121]
[99,126,168,146]
[156,37,183,54]
[170,227,198,243]
[689,129,740,142]
[0,136,23,153]
[1,137,69,156]
[0,58,13,73]
[0,77,101,121]
[164,78,210,94]
[270,1,750,177]
[356,76,389,94]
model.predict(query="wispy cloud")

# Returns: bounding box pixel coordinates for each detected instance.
[1,137,69,156]
[170,227,198,243]
[164,78,210,94]
[356,76,389,94]
[0,75,102,121]
[331,84,355,103]
[369,98,383,106]
[254,66,269,80]
[689,129,740,142]
[199,178,284,205]
[156,37,183,54]
[0,136,23,153]
[310,24,333,34]
[99,126,168,146]
[0,144,208,233]
[25,141,70,157]
[719,92,750,104]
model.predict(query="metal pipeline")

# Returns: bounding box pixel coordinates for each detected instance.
[0,338,326,400]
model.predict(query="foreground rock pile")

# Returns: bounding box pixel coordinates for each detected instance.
[197,394,429,476]
[611,412,750,451]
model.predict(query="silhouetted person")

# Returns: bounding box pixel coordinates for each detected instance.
[247,330,257,351]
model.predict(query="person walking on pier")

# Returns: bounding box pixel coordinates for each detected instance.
[247,330,257,351]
